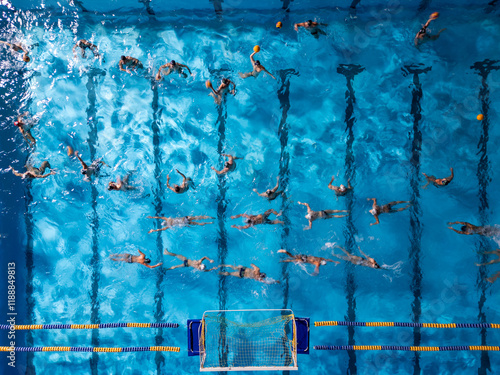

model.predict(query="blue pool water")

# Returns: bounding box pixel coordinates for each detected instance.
[1,1,500,374]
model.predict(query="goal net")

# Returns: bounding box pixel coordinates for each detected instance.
[199,309,298,372]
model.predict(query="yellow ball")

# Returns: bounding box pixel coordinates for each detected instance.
[205,80,212,89]
[430,12,439,19]
[477,114,484,121]
[253,45,260,53]
[276,21,282,29]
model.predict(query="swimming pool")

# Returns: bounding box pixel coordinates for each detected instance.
[1,0,499,374]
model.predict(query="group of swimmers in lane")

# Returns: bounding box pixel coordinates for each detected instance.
[7,13,498,283]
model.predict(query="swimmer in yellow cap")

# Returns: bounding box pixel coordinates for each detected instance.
[239,49,275,80]
[294,20,328,38]
[414,12,446,47]
[0,40,30,62]
[207,78,236,105]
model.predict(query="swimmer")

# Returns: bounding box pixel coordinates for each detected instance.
[239,50,275,80]
[74,151,107,181]
[414,12,446,47]
[217,263,279,284]
[294,20,328,38]
[207,78,236,105]
[147,215,214,233]
[297,201,349,230]
[163,249,215,271]
[14,112,36,146]
[231,209,283,230]
[253,176,283,201]
[367,198,411,226]
[0,40,30,62]
[447,221,500,237]
[167,169,192,194]
[119,55,143,74]
[476,249,500,267]
[332,245,382,269]
[277,249,339,275]
[108,173,137,191]
[110,250,162,269]
[155,60,191,81]
[72,39,99,58]
[10,161,55,179]
[328,176,352,199]
[486,271,500,284]
[211,154,242,175]
[422,167,454,188]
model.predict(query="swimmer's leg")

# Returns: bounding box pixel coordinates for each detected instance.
[231,224,252,230]
[486,271,500,283]
[147,216,169,221]
[190,215,215,220]
[190,221,213,226]
[239,72,254,79]
[476,258,500,267]
[323,209,349,214]
[148,227,168,234]
[430,28,446,40]
[387,201,411,212]
[264,209,281,217]
[270,219,284,225]
[165,264,186,271]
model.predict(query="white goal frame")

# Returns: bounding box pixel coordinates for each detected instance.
[199,309,298,372]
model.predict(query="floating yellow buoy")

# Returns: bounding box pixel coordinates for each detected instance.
[477,114,484,121]
[276,21,282,29]
[253,45,260,53]
[430,12,439,19]
[67,146,74,156]
[205,80,212,89]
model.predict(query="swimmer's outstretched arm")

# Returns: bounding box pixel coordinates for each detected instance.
[447,221,473,234]
[446,167,454,181]
[277,249,294,258]
[10,167,25,177]
[166,174,176,192]
[74,151,88,169]
[148,227,169,233]
[328,176,336,190]
[35,170,56,178]
[367,197,377,208]
[421,173,432,189]
[304,220,313,230]
[144,262,163,269]
[262,67,276,80]
[253,189,267,197]
[271,176,280,192]
[476,258,500,267]
[228,79,236,94]
[178,63,191,75]
[155,64,168,81]
[297,201,313,213]
[249,51,258,64]
[147,216,170,221]
[231,224,252,230]
[370,215,380,226]
[211,166,226,175]
[264,209,281,217]
[199,256,214,263]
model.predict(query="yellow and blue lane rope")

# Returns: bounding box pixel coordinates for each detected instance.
[0,322,178,330]
[314,321,500,329]
[0,346,180,353]
[314,345,500,352]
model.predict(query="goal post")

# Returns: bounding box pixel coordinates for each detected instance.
[199,309,298,372]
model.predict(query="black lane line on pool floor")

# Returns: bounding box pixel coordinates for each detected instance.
[214,103,229,369]
[150,79,167,374]
[276,69,298,375]
[86,68,105,375]
[276,69,298,313]
[337,63,365,375]
[402,63,430,375]
[471,59,499,375]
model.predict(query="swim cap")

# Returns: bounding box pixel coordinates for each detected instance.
[255,60,261,66]
[200,264,206,270]
[170,60,176,65]
[14,121,20,127]
[121,55,126,60]
[222,78,230,84]
[320,260,327,266]
[260,272,266,279]
[144,258,151,264]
